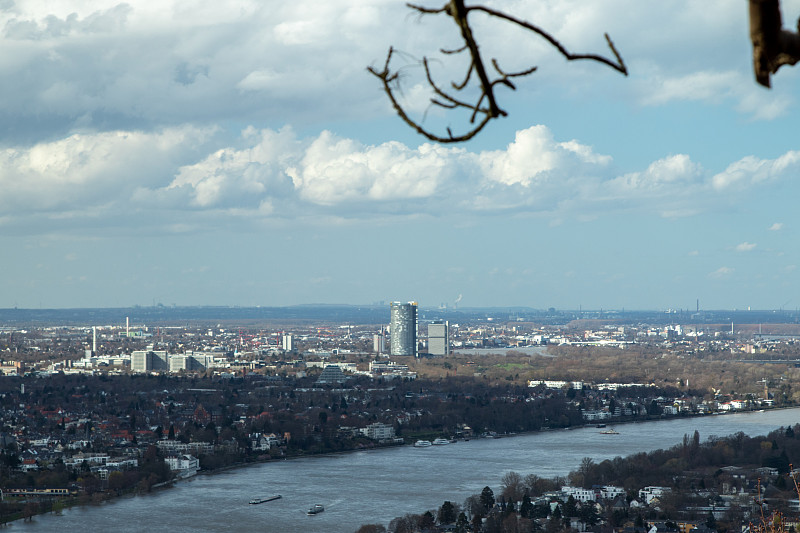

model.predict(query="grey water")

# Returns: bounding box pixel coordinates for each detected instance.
[19,408,800,533]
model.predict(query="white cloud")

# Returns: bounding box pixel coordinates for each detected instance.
[478,126,610,187]
[709,266,734,278]
[4,119,800,236]
[610,154,701,191]
[236,70,280,92]
[735,242,757,252]
[769,223,783,231]
[0,126,215,214]
[1,0,789,151]
[636,68,793,121]
[712,151,800,190]
[161,127,299,209]
[640,71,739,106]
[1,124,616,228]
[0,0,414,140]
[287,132,454,206]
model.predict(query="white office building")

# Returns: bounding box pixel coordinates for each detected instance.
[428,321,449,356]
[131,350,168,373]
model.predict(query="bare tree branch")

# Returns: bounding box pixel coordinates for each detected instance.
[367,0,627,143]
[468,5,627,75]
[749,0,800,88]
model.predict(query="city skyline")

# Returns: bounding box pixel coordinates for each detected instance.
[2,2,800,310]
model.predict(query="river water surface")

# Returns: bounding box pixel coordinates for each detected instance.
[18,409,800,533]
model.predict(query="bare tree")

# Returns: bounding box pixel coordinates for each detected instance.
[370,1,800,144]
[749,0,800,87]
[368,0,627,143]
[500,471,525,502]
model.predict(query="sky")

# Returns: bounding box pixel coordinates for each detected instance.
[2,0,800,311]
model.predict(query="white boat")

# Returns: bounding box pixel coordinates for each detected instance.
[600,428,619,435]
[413,440,432,447]
[307,504,324,515]
[432,438,450,445]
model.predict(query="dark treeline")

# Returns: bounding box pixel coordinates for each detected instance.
[573,425,800,491]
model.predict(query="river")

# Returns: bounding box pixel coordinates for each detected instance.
[18,409,800,533]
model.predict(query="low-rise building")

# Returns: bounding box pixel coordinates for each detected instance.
[165,454,199,478]
[360,422,395,441]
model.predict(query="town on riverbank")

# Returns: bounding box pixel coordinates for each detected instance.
[1,306,800,527]
[368,423,800,533]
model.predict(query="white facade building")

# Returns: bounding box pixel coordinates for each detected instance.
[165,454,199,477]
[361,422,395,441]
[562,486,596,503]
[428,321,450,356]
[282,334,293,351]
[639,486,671,504]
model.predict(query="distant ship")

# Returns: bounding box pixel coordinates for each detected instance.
[307,504,324,515]
[250,495,281,504]
[600,428,619,435]
[413,440,432,447]
[432,438,450,445]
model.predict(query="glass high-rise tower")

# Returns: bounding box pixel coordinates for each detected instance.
[390,301,417,356]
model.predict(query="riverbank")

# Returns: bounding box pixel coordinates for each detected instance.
[7,403,795,526]
[19,407,800,533]
[194,403,795,484]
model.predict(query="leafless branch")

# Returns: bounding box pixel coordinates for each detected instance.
[749,0,800,88]
[468,5,627,75]
[367,0,627,143]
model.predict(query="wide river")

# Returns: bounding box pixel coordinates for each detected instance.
[18,409,800,533]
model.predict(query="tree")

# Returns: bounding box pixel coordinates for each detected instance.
[464,494,484,518]
[572,457,595,488]
[388,514,418,533]
[520,492,533,519]
[552,504,562,520]
[525,474,561,497]
[368,0,626,143]
[580,502,600,527]
[563,496,577,519]
[438,500,458,524]
[420,510,436,530]
[356,525,387,533]
[108,471,126,493]
[455,512,470,533]
[481,485,496,512]
[501,471,525,502]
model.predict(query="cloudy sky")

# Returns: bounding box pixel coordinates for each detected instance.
[2,0,800,310]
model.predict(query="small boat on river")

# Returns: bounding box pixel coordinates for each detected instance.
[307,504,324,515]
[600,428,620,435]
[413,440,432,447]
[432,438,450,445]
[249,495,281,504]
